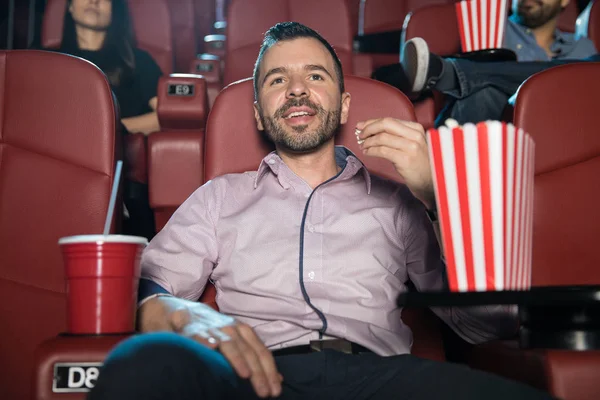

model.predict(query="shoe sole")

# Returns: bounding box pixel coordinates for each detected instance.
[401,38,430,93]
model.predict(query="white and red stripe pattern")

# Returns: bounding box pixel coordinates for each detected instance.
[427,121,535,292]
[455,0,508,52]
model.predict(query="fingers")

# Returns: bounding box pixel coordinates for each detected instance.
[360,131,419,154]
[238,324,283,396]
[218,325,276,398]
[356,118,425,142]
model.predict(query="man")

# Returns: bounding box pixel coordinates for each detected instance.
[378,0,598,125]
[89,22,554,400]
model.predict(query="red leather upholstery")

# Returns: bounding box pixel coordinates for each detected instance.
[200,76,445,360]
[148,132,204,232]
[347,0,362,36]
[468,63,600,400]
[194,0,217,54]
[360,0,451,35]
[0,50,120,400]
[42,0,174,75]
[167,0,198,72]
[128,0,174,75]
[224,0,355,85]
[34,336,129,400]
[149,74,208,231]
[557,0,580,32]
[157,74,209,131]
[125,134,148,183]
[401,3,461,131]
[514,63,600,286]
[402,3,461,57]
[576,0,600,50]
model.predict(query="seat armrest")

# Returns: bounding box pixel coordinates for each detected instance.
[204,34,226,59]
[148,132,204,231]
[33,335,129,400]
[468,340,600,399]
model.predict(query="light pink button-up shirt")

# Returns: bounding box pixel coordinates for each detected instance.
[142,147,515,356]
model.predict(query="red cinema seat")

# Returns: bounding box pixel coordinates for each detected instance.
[0,50,121,400]
[576,0,600,50]
[167,0,198,72]
[224,0,355,85]
[194,0,217,53]
[42,0,174,75]
[357,0,452,70]
[468,63,600,400]
[149,74,209,232]
[401,3,462,131]
[200,75,446,361]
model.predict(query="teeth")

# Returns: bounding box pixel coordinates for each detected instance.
[286,111,310,118]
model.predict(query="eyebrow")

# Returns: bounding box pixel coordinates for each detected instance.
[261,64,335,87]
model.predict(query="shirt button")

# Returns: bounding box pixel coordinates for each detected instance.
[517,44,522,50]
[304,193,310,198]
[308,271,315,280]
[267,159,276,165]
[307,224,315,232]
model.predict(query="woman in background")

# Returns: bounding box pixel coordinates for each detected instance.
[60,0,161,135]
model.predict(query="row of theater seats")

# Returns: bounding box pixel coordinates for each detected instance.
[123,0,600,187]
[38,0,600,133]
[1,48,598,399]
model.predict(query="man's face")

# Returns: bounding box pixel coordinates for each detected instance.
[512,0,568,29]
[70,0,112,31]
[253,37,351,153]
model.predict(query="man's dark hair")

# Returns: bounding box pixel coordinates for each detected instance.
[253,22,345,99]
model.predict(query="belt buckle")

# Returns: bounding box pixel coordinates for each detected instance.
[309,339,353,354]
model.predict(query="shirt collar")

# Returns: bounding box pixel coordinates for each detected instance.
[254,146,372,193]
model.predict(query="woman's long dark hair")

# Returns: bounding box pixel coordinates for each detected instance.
[60,0,136,86]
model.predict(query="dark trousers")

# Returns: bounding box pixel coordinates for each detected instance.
[439,55,600,126]
[88,332,555,400]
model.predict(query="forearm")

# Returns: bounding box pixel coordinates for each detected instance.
[122,112,160,135]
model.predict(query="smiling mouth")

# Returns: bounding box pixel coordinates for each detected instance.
[284,111,315,119]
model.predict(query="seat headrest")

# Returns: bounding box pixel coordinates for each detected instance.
[402,4,461,57]
[205,75,416,182]
[41,0,66,49]
[157,74,208,130]
[0,50,118,174]
[514,63,600,175]
[224,0,353,84]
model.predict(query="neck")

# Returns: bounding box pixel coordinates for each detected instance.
[75,25,107,51]
[277,140,340,189]
[532,19,558,55]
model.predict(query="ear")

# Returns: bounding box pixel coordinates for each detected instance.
[560,0,569,9]
[253,101,264,131]
[339,92,351,125]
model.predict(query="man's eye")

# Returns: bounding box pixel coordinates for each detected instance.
[310,74,324,81]
[271,77,284,85]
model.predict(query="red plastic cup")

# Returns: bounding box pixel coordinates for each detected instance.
[58,235,148,335]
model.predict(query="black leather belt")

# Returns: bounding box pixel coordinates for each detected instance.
[272,339,373,357]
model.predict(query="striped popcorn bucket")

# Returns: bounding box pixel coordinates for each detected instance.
[455,0,508,52]
[427,121,535,292]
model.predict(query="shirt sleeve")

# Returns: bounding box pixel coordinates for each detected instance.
[134,49,163,108]
[402,195,518,344]
[140,178,225,302]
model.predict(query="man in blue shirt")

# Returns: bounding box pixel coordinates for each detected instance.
[400,0,598,125]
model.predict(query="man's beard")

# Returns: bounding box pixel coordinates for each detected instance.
[259,97,342,153]
[513,0,563,29]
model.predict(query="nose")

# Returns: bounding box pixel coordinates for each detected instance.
[286,75,309,99]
